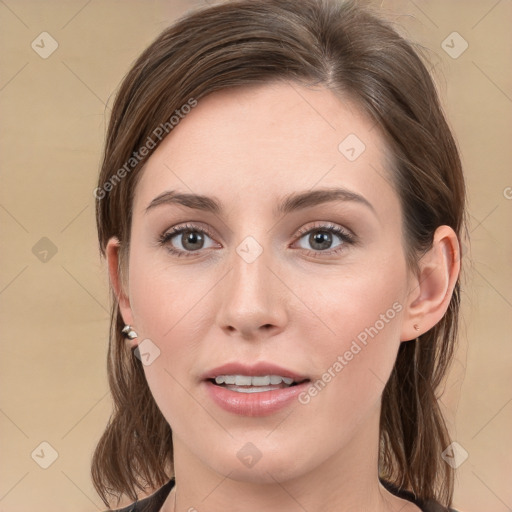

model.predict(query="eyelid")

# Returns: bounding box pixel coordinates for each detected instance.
[159,222,219,245]
[294,221,354,239]
[158,221,356,258]
[291,221,357,257]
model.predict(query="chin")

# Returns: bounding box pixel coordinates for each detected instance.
[221,462,306,485]
[204,439,316,485]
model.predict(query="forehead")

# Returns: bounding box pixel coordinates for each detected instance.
[133,81,396,217]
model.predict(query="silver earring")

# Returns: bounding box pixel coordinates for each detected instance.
[122,325,138,339]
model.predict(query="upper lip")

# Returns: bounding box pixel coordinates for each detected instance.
[201,362,310,382]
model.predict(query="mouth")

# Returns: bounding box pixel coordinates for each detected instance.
[206,374,310,393]
[203,367,312,416]
[201,361,311,410]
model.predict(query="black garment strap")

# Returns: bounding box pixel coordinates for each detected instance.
[379,478,459,512]
[108,478,175,512]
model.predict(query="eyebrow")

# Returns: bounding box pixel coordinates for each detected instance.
[144,187,375,217]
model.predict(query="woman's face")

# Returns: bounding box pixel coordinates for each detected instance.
[119,82,415,483]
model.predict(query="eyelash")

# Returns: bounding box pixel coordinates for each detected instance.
[158,222,356,259]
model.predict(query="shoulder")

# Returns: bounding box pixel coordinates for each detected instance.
[422,496,462,512]
[106,478,175,512]
[408,495,461,512]
[380,478,461,512]
[106,504,134,512]
[105,502,135,512]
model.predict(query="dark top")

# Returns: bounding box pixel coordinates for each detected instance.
[108,477,459,512]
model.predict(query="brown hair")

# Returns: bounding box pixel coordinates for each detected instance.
[92,0,466,509]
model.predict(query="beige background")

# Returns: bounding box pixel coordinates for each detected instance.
[0,0,511,511]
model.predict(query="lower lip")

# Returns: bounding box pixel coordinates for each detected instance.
[203,380,310,417]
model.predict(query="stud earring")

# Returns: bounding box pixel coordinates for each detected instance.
[413,324,420,331]
[122,325,138,339]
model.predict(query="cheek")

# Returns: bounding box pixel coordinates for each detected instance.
[295,259,406,416]
[127,259,207,429]
[300,256,405,347]
[127,245,208,338]
[126,249,211,409]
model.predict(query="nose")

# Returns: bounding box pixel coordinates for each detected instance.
[216,244,288,340]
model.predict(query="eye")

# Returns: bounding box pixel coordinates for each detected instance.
[158,221,356,259]
[293,222,355,257]
[158,223,218,257]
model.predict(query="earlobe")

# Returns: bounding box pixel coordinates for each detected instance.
[400,225,460,342]
[106,237,136,341]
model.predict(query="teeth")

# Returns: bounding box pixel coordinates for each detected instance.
[214,374,295,386]
[225,386,282,393]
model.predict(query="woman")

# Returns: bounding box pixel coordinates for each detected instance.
[91,0,466,511]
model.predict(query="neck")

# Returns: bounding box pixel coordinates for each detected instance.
[161,405,418,512]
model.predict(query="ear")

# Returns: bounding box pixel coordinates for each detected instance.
[106,237,137,348]
[400,225,461,342]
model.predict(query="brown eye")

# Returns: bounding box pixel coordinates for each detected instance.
[303,230,337,251]
[178,230,206,251]
[159,224,218,257]
[294,223,355,256]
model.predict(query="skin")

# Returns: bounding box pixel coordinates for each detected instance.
[106,81,460,512]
